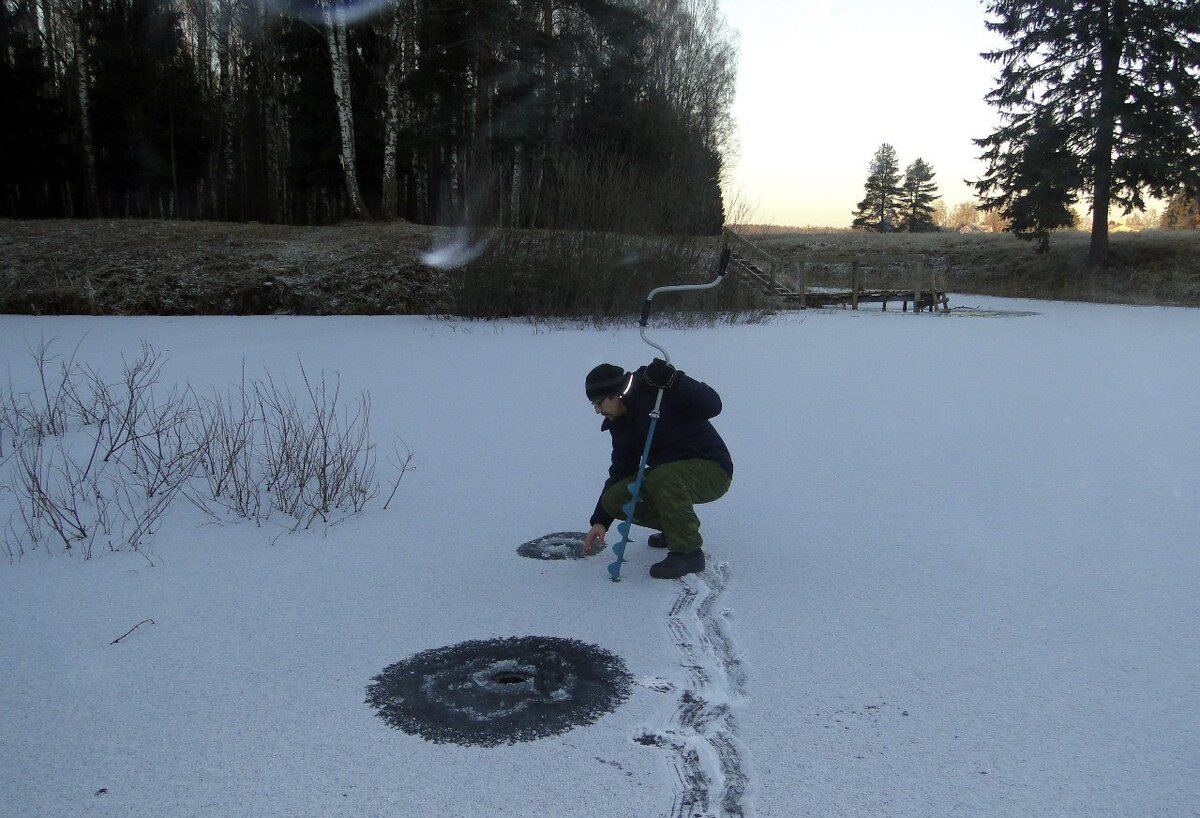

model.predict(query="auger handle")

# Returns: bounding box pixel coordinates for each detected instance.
[638,247,732,328]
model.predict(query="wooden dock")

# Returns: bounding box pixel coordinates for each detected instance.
[722,229,949,313]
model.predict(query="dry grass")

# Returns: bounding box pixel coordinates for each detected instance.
[750,229,1200,307]
[2,220,1198,316]
[0,219,445,315]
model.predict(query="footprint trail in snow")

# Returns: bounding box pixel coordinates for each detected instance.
[636,564,752,817]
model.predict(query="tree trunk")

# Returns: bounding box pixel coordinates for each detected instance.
[403,0,421,221]
[194,0,209,99]
[75,27,101,217]
[528,0,553,227]
[213,1,237,220]
[40,0,61,90]
[256,0,287,224]
[169,104,178,216]
[266,96,288,224]
[1088,0,1127,267]
[380,4,407,219]
[322,1,370,220]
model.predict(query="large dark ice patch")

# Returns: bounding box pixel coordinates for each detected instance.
[366,636,633,746]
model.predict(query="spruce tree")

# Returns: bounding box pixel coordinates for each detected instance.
[851,143,903,232]
[898,158,939,233]
[975,0,1200,265]
[975,109,1083,252]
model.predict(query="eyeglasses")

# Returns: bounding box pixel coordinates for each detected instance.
[591,395,614,407]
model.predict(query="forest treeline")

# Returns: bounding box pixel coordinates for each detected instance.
[1,0,736,233]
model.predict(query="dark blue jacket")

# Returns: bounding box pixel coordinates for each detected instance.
[590,367,733,528]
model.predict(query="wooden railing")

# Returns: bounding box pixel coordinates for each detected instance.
[721,229,949,312]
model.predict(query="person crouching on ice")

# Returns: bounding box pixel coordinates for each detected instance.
[582,361,733,579]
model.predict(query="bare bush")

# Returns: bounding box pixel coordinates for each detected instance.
[13,436,101,556]
[196,373,264,522]
[256,366,378,528]
[446,227,766,322]
[0,337,86,451]
[1,341,411,561]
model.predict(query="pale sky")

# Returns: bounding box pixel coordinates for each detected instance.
[719,0,1005,227]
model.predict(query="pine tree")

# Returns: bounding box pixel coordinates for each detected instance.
[851,143,903,232]
[975,0,1200,265]
[975,109,1083,252]
[898,158,939,233]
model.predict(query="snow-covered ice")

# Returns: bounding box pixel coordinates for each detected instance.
[1,296,1197,817]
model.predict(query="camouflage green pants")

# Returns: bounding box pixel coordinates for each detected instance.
[601,458,731,553]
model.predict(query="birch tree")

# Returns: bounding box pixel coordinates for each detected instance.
[321,0,369,219]
[379,0,414,220]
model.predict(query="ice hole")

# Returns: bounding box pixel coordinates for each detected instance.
[491,670,534,685]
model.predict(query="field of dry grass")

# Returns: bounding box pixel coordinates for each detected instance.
[748,228,1200,307]
[2,219,1198,316]
[0,219,445,315]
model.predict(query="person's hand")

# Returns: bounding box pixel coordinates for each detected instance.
[644,357,680,389]
[583,523,607,555]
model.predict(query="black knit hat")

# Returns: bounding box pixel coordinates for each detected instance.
[585,363,629,402]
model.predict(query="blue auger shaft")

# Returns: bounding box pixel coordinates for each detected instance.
[607,390,665,581]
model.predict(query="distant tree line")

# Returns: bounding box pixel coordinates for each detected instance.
[932,201,1008,233]
[0,0,736,233]
[936,192,1197,234]
[850,143,940,233]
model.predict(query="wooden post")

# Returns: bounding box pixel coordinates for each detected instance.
[851,261,860,310]
[799,261,807,309]
[913,256,922,314]
[921,255,930,313]
[927,254,950,312]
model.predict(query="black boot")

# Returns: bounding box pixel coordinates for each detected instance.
[649,549,705,579]
[648,532,668,548]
